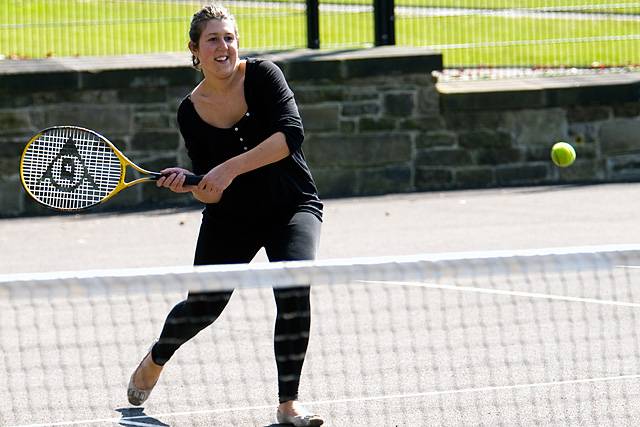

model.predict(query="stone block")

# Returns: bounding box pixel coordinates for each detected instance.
[440,89,546,112]
[458,129,512,149]
[566,105,612,123]
[553,159,600,182]
[311,168,359,198]
[342,102,380,117]
[568,123,599,145]
[607,155,640,180]
[43,105,132,134]
[417,86,440,114]
[415,148,472,167]
[359,117,397,132]
[496,164,549,185]
[414,168,453,190]
[0,156,21,180]
[341,50,443,80]
[443,111,505,131]
[0,175,23,217]
[167,86,196,106]
[524,145,553,163]
[80,68,199,90]
[503,109,568,146]
[600,119,640,155]
[282,47,443,81]
[0,72,79,95]
[0,110,33,135]
[130,131,180,151]
[339,120,356,134]
[134,104,170,114]
[475,147,522,165]
[293,86,345,104]
[548,82,639,107]
[570,141,597,160]
[400,116,446,132]
[358,165,412,195]
[455,168,494,188]
[299,105,340,132]
[103,182,144,210]
[613,102,640,118]
[33,89,119,105]
[133,113,173,130]
[345,88,379,102]
[0,139,28,169]
[384,92,415,117]
[118,87,168,104]
[0,94,33,109]
[304,134,412,168]
[416,131,457,149]
[21,193,56,216]
[280,59,343,82]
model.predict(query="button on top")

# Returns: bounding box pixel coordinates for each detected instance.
[234,127,238,131]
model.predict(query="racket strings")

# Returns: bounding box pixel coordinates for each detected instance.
[21,128,122,210]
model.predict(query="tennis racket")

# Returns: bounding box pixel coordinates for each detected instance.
[20,125,202,211]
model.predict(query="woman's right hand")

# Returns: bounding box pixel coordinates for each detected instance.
[158,167,222,203]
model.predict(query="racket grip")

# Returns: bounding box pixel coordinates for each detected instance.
[154,172,203,185]
[183,174,203,185]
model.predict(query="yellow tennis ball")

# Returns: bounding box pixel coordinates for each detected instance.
[551,142,576,167]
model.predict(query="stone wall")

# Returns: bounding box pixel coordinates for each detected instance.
[1,48,639,217]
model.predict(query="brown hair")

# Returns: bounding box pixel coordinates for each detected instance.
[189,3,238,69]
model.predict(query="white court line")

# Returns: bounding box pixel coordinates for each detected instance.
[118,421,161,427]
[362,280,640,309]
[11,373,640,427]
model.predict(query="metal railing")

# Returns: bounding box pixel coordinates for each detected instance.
[1,0,639,69]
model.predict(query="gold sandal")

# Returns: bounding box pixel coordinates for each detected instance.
[276,408,324,426]
[127,345,160,406]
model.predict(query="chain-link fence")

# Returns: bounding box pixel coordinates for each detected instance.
[1,0,639,69]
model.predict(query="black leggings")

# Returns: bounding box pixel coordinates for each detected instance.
[151,211,321,403]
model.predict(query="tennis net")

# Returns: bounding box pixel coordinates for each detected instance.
[2,245,640,426]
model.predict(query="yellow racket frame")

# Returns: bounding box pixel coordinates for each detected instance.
[20,126,164,211]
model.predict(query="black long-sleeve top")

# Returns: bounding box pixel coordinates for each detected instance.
[177,58,323,224]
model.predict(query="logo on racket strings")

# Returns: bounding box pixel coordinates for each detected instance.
[39,136,98,192]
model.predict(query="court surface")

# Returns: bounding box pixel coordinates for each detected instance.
[2,183,640,426]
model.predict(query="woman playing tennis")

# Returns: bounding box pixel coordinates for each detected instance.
[126,4,324,426]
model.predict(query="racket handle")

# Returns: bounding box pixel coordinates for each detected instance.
[183,174,203,185]
[152,172,203,185]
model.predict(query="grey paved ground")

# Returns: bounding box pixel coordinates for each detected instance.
[2,183,640,426]
[3,183,640,273]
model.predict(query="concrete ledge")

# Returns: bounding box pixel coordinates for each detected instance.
[0,47,444,95]
[437,72,640,111]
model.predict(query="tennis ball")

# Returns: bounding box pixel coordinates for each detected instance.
[550,142,576,168]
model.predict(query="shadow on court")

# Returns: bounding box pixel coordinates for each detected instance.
[117,407,169,426]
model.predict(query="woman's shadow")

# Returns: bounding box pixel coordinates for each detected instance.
[116,408,289,426]
[116,407,169,426]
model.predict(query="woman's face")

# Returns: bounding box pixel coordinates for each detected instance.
[192,18,239,79]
